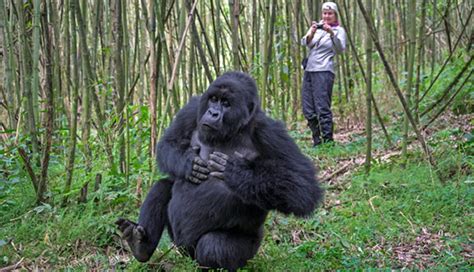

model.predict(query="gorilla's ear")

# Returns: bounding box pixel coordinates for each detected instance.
[243,100,257,126]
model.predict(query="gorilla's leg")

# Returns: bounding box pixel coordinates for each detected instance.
[195,230,262,271]
[116,178,173,262]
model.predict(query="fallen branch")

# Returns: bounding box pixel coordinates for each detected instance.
[321,144,418,183]
[321,163,351,183]
[0,258,24,272]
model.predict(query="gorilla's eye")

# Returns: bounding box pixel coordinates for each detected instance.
[210,96,218,103]
[222,99,230,107]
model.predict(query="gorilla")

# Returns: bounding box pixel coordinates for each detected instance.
[116,71,323,271]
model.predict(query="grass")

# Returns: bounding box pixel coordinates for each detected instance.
[1,124,472,270]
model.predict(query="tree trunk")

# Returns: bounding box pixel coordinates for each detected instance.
[262,0,277,109]
[364,0,373,174]
[142,0,158,159]
[414,0,427,124]
[210,0,221,75]
[112,0,126,174]
[49,1,62,130]
[38,1,54,204]
[63,0,80,206]
[229,0,240,70]
[0,0,16,128]
[17,0,40,164]
[31,0,41,126]
[402,0,417,162]
[15,0,41,195]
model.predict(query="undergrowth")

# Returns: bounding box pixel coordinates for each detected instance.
[1,120,472,270]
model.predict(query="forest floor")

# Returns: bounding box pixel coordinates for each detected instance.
[0,112,473,271]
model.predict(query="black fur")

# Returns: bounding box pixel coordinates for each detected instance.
[116,72,323,271]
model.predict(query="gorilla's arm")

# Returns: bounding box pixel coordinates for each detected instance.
[223,117,323,217]
[156,96,202,180]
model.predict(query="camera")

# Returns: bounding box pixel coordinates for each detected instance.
[316,23,324,29]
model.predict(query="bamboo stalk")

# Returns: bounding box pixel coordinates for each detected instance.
[357,0,436,168]
[168,0,199,91]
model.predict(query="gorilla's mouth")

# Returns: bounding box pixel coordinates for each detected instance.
[201,123,217,130]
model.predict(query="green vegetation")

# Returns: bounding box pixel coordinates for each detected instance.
[1,120,472,270]
[1,0,472,270]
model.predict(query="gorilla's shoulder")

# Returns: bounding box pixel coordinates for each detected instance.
[253,113,293,146]
[254,113,287,133]
[168,96,201,131]
[253,114,310,162]
[173,96,200,119]
[179,96,201,115]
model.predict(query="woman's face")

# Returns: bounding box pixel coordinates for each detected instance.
[322,9,337,24]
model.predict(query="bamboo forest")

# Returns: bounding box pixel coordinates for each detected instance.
[0,0,472,270]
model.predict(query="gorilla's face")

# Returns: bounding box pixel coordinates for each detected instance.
[197,72,259,144]
[200,88,233,132]
[198,87,252,144]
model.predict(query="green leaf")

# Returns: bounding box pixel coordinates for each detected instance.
[464,179,474,184]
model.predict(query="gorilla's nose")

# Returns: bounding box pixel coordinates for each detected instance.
[208,108,220,119]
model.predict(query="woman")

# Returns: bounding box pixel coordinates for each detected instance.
[301,2,346,146]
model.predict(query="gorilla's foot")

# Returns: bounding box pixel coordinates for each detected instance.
[115,218,154,262]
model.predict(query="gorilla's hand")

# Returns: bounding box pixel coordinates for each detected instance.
[186,146,210,184]
[208,151,229,180]
[209,151,255,181]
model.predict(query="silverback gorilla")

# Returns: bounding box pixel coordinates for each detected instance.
[116,71,323,270]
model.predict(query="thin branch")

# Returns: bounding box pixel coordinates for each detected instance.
[423,69,473,130]
[421,55,473,117]
[0,257,24,272]
[18,147,38,192]
[195,8,218,74]
[167,0,199,91]
[418,9,473,103]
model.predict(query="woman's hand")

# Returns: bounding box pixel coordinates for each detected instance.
[307,21,317,35]
[322,23,335,37]
[310,21,318,33]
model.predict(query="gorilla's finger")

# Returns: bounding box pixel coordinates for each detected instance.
[208,160,226,172]
[192,171,208,180]
[234,151,244,159]
[210,171,225,180]
[123,225,134,238]
[193,156,208,167]
[192,163,210,174]
[134,226,146,241]
[187,176,202,184]
[212,151,229,161]
[117,219,134,233]
[118,223,128,233]
[209,153,227,166]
